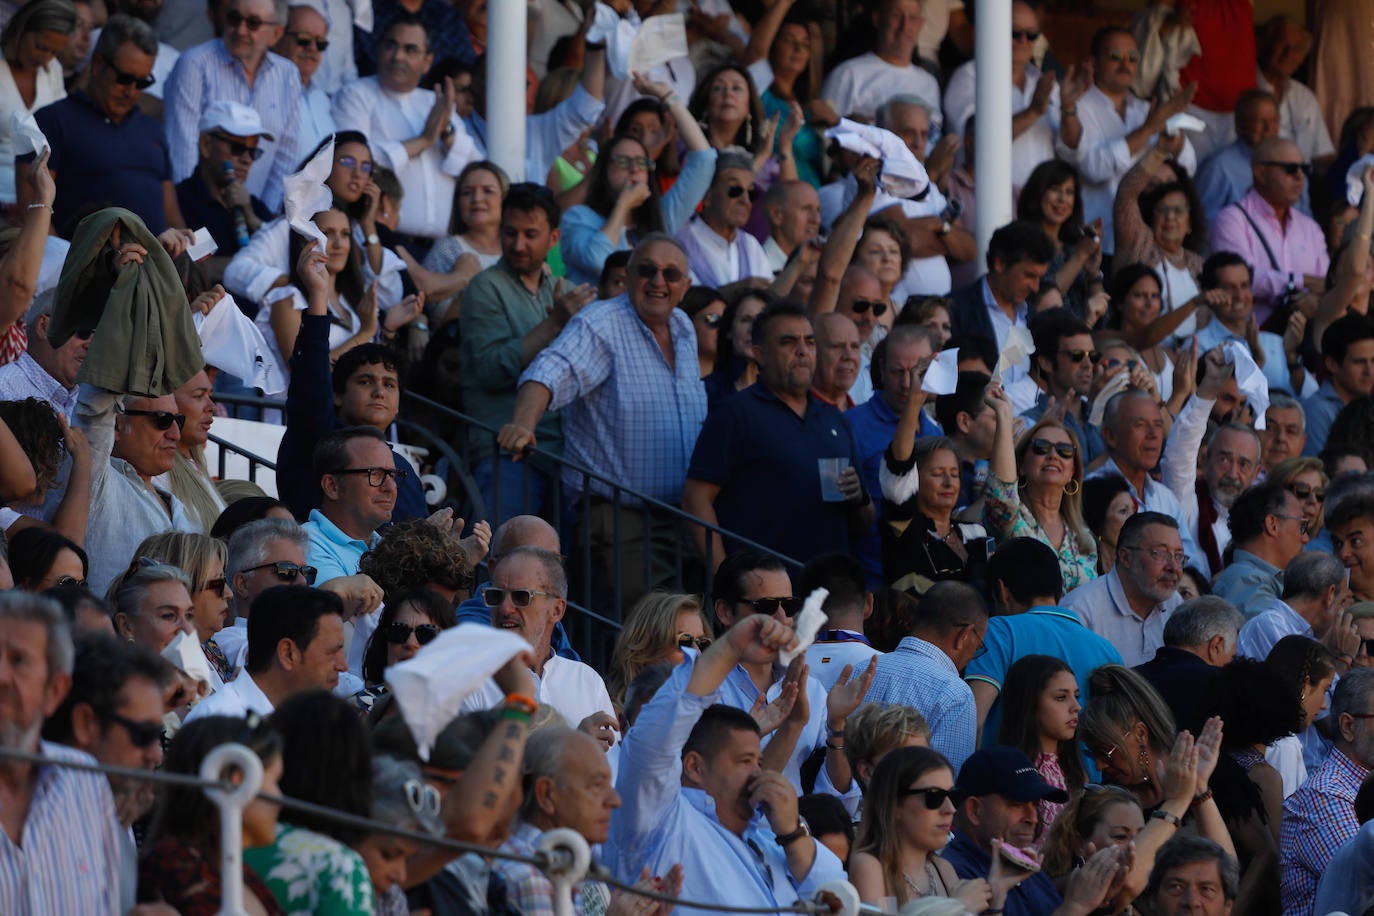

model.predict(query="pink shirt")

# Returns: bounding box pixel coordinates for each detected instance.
[1209,188,1329,313]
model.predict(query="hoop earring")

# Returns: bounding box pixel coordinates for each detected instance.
[1018,476,1028,490]
[1064,479,1080,496]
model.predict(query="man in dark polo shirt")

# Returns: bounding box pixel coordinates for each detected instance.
[17,15,191,250]
[174,99,273,271]
[684,300,873,568]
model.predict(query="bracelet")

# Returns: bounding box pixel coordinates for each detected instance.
[504,693,538,717]
[1061,107,1076,117]
[826,740,844,751]
[660,92,681,107]
[1191,787,1214,807]
[26,203,51,211]
[501,706,533,723]
[1150,809,1181,827]
[826,725,845,738]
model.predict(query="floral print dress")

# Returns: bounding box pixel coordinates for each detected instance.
[244,823,376,915]
[982,475,1098,592]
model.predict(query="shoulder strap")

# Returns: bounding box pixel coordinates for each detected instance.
[1234,202,1281,271]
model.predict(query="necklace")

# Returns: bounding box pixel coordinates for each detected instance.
[902,860,942,898]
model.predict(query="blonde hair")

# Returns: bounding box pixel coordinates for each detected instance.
[608,591,711,704]
[1015,418,1096,554]
[132,531,227,594]
[1040,785,1141,878]
[169,449,223,534]
[1268,455,1327,535]
[845,703,930,775]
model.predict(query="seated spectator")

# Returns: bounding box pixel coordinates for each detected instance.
[1081,473,1135,575]
[1016,161,1104,323]
[166,368,225,533]
[996,655,1086,839]
[680,286,727,380]
[1237,552,1353,663]
[357,517,475,611]
[703,288,768,408]
[174,100,274,265]
[933,369,998,508]
[1022,308,1106,461]
[1144,836,1240,916]
[357,755,445,913]
[1331,492,1374,601]
[1312,776,1374,915]
[843,702,931,799]
[0,0,75,206]
[0,290,86,423]
[358,588,454,691]
[819,0,940,125]
[800,553,879,691]
[271,2,335,154]
[763,180,821,275]
[1195,252,1313,396]
[852,218,912,324]
[1267,635,1338,790]
[1302,314,1374,457]
[135,530,233,686]
[757,17,825,187]
[677,150,773,290]
[417,160,505,317]
[1195,90,1283,222]
[689,63,774,165]
[1134,596,1244,736]
[1212,478,1310,617]
[1101,267,1196,414]
[138,715,286,915]
[0,395,90,544]
[108,557,195,654]
[7,526,86,590]
[215,516,311,666]
[608,590,712,706]
[355,0,475,80]
[1041,786,1149,901]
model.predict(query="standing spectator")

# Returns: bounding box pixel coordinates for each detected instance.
[354,0,474,80]
[270,2,334,152]
[1255,16,1335,169]
[800,553,879,692]
[1016,163,1105,325]
[820,0,940,126]
[1261,396,1307,472]
[948,222,1052,389]
[0,0,74,205]
[1211,479,1310,617]
[1302,314,1374,457]
[1194,90,1282,222]
[1021,308,1104,462]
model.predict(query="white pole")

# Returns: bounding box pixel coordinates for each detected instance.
[973,0,1014,275]
[486,0,528,181]
[202,743,264,916]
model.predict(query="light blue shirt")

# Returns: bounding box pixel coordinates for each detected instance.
[1194,321,1312,398]
[1089,455,1204,571]
[606,660,846,915]
[1061,568,1181,667]
[302,508,378,584]
[1236,599,1314,661]
[1301,379,1345,457]
[1212,548,1285,619]
[714,663,828,794]
[863,636,976,771]
[463,85,606,186]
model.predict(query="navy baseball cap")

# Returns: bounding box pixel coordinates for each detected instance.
[956,746,1070,803]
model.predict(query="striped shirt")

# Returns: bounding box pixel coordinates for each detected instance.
[163,40,303,212]
[0,742,124,916]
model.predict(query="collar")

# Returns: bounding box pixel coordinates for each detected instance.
[895,635,958,675]
[1105,568,1165,621]
[979,276,1027,322]
[1325,746,1373,789]
[747,381,822,417]
[812,388,854,410]
[495,258,553,296]
[213,39,282,78]
[13,351,76,404]
[1232,548,1281,576]
[815,628,871,645]
[1271,599,1314,636]
[231,669,274,711]
[1026,605,1087,625]
[1242,187,1287,224]
[1146,645,1215,669]
[306,508,380,551]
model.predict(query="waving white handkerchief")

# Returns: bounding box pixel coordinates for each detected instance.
[780,588,829,666]
[1223,340,1269,430]
[628,14,687,76]
[921,347,959,395]
[10,109,48,158]
[284,137,335,248]
[195,291,288,395]
[995,325,1035,385]
[163,631,214,700]
[825,118,930,200]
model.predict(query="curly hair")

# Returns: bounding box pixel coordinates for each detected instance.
[358,519,475,604]
[1040,785,1141,879]
[0,397,65,495]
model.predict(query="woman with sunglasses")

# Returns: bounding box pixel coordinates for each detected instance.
[853,219,908,333]
[360,588,455,689]
[139,714,286,915]
[984,390,1098,592]
[608,591,713,706]
[1268,456,1329,545]
[135,531,235,686]
[680,286,727,379]
[560,72,714,287]
[704,288,774,408]
[0,0,75,207]
[996,655,1087,842]
[1016,160,1106,325]
[849,746,994,910]
[7,526,87,591]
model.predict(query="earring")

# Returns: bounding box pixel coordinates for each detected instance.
[743,114,753,149]
[1018,476,1028,490]
[1064,479,1081,496]
[1137,747,1152,781]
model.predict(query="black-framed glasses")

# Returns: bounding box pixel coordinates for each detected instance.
[482,587,558,608]
[1288,483,1326,503]
[385,621,441,645]
[226,9,278,30]
[851,298,889,317]
[329,466,409,487]
[1030,438,1077,459]
[634,262,686,283]
[1011,28,1040,42]
[240,561,318,585]
[103,711,163,749]
[336,154,375,175]
[292,32,329,50]
[117,406,186,431]
[200,577,229,595]
[1273,513,1311,535]
[1258,160,1312,177]
[726,184,761,201]
[104,59,156,89]
[1123,545,1185,567]
[900,786,964,809]
[211,132,265,161]
[739,596,804,617]
[608,154,655,172]
[1058,349,1100,364]
[677,633,713,651]
[54,575,87,588]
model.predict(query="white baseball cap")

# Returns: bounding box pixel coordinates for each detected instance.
[198,100,275,140]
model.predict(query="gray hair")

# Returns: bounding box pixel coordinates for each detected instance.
[1101,388,1157,436]
[0,591,72,678]
[1326,471,1374,518]
[714,147,755,177]
[494,546,567,599]
[227,518,308,576]
[876,94,935,130]
[1162,596,1244,650]
[518,725,580,820]
[1331,667,1374,724]
[1205,421,1261,454]
[1267,393,1306,428]
[1145,836,1239,903]
[1282,552,1348,602]
[93,13,158,59]
[24,288,55,330]
[109,559,192,615]
[626,232,687,271]
[371,755,443,836]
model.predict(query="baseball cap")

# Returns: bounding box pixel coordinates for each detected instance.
[198,100,275,140]
[955,746,1070,803]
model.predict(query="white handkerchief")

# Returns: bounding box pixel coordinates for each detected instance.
[995,325,1035,384]
[186,227,218,262]
[353,0,373,32]
[1088,370,1131,427]
[1348,154,1374,207]
[586,2,639,79]
[10,109,48,158]
[921,347,959,395]
[284,137,335,248]
[1223,340,1269,430]
[386,624,531,762]
[194,291,288,395]
[163,631,214,701]
[1165,112,1206,136]
[780,588,828,666]
[628,14,687,76]
[825,119,930,200]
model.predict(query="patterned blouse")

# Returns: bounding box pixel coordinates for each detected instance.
[982,475,1098,592]
[139,835,284,915]
[1034,752,1069,847]
[244,824,376,915]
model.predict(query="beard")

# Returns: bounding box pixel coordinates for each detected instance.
[0,717,42,753]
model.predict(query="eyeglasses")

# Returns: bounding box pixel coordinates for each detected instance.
[329,466,410,487]
[117,407,187,431]
[851,298,889,317]
[1272,513,1311,535]
[1288,483,1326,503]
[1058,349,1100,364]
[103,711,163,749]
[211,132,265,161]
[700,312,722,327]
[609,154,655,172]
[481,587,558,608]
[240,561,318,585]
[53,575,87,588]
[1259,160,1312,177]
[726,184,762,201]
[73,328,94,341]
[200,577,229,595]
[292,32,329,50]
[1085,728,1134,763]
[1029,438,1077,460]
[1104,357,1140,371]
[1106,49,1141,63]
[226,9,278,30]
[738,596,804,617]
[405,778,442,828]
[677,633,713,650]
[336,155,374,175]
[104,59,156,90]
[634,262,687,283]
[900,786,965,809]
[1011,28,1041,42]
[385,621,441,645]
[1124,545,1185,567]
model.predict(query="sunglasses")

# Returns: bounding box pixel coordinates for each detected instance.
[226,9,278,30]
[726,184,762,201]
[200,577,229,595]
[739,596,804,616]
[292,32,329,50]
[609,154,655,171]
[105,59,157,89]
[54,575,88,588]
[1059,349,1099,364]
[851,298,889,317]
[1259,160,1312,177]
[104,711,163,749]
[634,262,687,283]
[1288,483,1327,502]
[336,154,374,175]
[1106,49,1141,63]
[212,133,265,161]
[241,561,318,585]
[481,587,558,608]
[1104,357,1140,371]
[118,407,187,431]
[73,328,94,341]
[1029,438,1076,460]
[900,786,965,810]
[677,633,713,650]
[385,621,441,645]
[1011,28,1041,41]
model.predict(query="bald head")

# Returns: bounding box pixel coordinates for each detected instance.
[836,266,884,339]
[491,515,560,561]
[1252,138,1306,210]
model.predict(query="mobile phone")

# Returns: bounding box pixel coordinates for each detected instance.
[999,843,1041,873]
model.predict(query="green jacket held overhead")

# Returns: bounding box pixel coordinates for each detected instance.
[48,207,203,397]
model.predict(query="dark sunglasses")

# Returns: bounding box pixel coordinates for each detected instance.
[1011,28,1041,41]
[1104,357,1139,371]
[1259,160,1312,177]
[54,575,88,588]
[103,58,156,90]
[1106,49,1141,63]
[73,328,94,340]
[677,633,713,651]
[118,407,186,431]
[739,596,804,617]
[200,577,228,595]
[851,298,889,317]
[726,184,762,201]
[292,32,329,50]
[634,262,687,283]
[900,786,965,809]
[212,133,265,161]
[226,9,277,30]
[241,561,318,585]
[1288,483,1326,502]
[1030,438,1077,460]
[481,587,557,608]
[1059,349,1100,364]
[104,711,163,749]
[385,621,441,645]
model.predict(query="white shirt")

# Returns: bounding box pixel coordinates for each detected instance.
[299,83,338,157]
[820,52,943,127]
[1256,70,1335,164]
[944,59,1059,188]
[1056,85,1197,253]
[0,58,64,203]
[313,0,359,95]
[1160,393,1227,578]
[1089,456,1204,572]
[818,173,953,297]
[806,635,880,692]
[461,654,616,732]
[183,669,275,723]
[917,0,962,64]
[677,216,774,288]
[763,236,789,275]
[332,76,480,239]
[212,617,249,670]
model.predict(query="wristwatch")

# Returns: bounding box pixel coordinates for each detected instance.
[775,818,811,847]
[366,233,380,246]
[936,219,952,237]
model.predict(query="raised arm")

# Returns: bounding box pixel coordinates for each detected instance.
[1112,135,1180,268]
[0,150,55,334]
[809,157,878,316]
[1314,165,1374,345]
